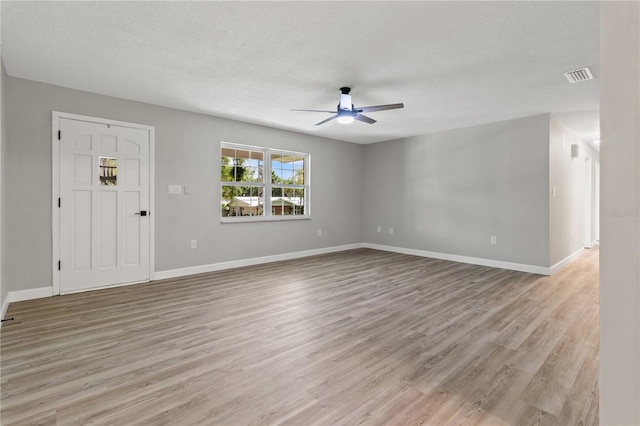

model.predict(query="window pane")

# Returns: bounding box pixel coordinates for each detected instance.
[271,188,284,216]
[271,170,281,184]
[221,185,235,216]
[247,166,258,182]
[293,188,304,215]
[99,157,117,186]
[221,149,264,183]
[271,153,283,168]
[293,158,304,184]
[222,185,239,216]
[221,185,235,202]
[238,185,250,196]
[235,150,250,182]
[236,149,250,160]
[250,150,264,162]
[221,147,236,158]
[271,184,306,216]
[281,169,293,182]
[271,155,282,183]
[221,155,232,181]
[283,157,294,171]
[251,186,264,216]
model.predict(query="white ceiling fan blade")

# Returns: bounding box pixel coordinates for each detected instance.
[290,109,338,113]
[315,115,339,126]
[357,103,404,113]
[354,114,376,124]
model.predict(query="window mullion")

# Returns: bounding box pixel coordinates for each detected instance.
[264,149,272,217]
[304,155,310,216]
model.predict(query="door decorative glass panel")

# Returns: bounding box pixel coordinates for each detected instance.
[99,157,117,185]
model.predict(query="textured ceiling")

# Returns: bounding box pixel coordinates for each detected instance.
[1,1,600,144]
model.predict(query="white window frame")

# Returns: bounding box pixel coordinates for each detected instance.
[220,142,310,223]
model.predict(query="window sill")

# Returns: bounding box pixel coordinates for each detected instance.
[221,215,311,224]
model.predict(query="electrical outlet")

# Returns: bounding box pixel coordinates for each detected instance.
[377,226,381,233]
[490,236,497,244]
[168,185,182,195]
[191,240,197,249]
[389,228,394,235]
[317,229,322,237]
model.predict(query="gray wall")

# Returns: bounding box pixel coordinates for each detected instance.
[1,60,6,309]
[362,114,551,267]
[549,114,600,266]
[4,76,364,293]
[600,1,640,423]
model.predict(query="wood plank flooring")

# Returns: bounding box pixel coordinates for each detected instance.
[1,248,599,425]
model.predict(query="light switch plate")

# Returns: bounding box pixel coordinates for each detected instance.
[168,185,182,194]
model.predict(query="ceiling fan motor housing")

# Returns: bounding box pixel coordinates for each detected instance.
[339,87,353,110]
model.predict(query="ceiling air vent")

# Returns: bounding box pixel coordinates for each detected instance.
[564,67,594,83]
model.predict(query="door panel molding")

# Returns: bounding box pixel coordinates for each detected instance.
[52,111,155,295]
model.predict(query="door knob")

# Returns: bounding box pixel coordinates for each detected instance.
[135,210,148,216]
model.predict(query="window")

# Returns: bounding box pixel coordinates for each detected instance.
[99,157,117,186]
[221,143,309,221]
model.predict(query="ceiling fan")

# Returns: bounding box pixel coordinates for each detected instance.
[291,87,404,126]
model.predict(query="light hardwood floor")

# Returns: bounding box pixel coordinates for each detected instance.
[1,248,599,425]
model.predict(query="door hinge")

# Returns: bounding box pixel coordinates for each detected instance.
[58,130,61,140]
[58,261,61,271]
[58,198,61,208]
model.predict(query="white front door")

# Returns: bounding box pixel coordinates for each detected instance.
[58,117,151,293]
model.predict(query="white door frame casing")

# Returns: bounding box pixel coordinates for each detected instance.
[584,155,592,248]
[52,111,155,295]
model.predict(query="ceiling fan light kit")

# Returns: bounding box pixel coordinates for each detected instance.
[336,113,355,124]
[291,87,404,126]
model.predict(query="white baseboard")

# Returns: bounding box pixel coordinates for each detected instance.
[1,245,365,312]
[550,247,585,274]
[9,286,53,303]
[60,279,152,295]
[155,243,365,280]
[362,243,551,275]
[1,242,559,312]
[1,286,53,323]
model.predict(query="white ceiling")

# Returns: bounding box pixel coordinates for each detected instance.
[1,1,600,144]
